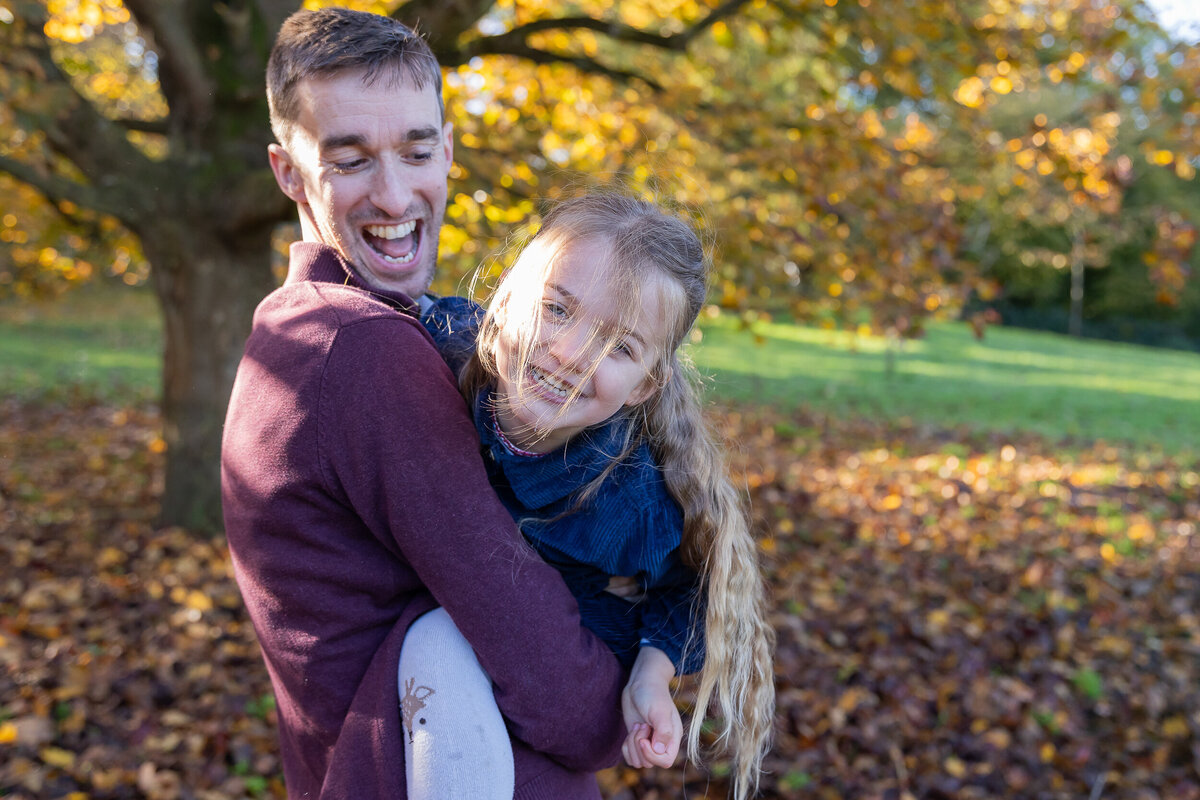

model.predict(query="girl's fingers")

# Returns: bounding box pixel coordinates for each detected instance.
[622,724,647,768]
[636,736,665,768]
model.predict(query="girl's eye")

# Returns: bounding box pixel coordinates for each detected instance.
[612,340,634,358]
[542,300,569,319]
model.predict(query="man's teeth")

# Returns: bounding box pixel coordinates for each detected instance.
[530,366,572,398]
[365,221,417,264]
[365,221,416,239]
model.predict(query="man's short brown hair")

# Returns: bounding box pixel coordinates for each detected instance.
[267,7,444,146]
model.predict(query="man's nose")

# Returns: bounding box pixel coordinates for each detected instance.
[370,159,414,216]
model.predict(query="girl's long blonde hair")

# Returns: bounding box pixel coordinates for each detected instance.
[461,192,775,800]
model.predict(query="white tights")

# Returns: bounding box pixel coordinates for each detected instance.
[398,608,515,800]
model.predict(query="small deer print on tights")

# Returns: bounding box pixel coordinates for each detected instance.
[401,676,436,743]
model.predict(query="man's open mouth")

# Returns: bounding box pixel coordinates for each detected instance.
[364,221,419,264]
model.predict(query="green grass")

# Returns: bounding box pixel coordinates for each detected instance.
[4,288,1198,454]
[690,314,1200,454]
[0,287,162,403]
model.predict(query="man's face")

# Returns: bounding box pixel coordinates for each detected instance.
[269,70,453,298]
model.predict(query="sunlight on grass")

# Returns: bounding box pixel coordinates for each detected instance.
[5,289,1199,454]
[0,287,161,402]
[691,315,1200,453]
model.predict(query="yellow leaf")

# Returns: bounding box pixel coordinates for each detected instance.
[185,590,213,612]
[40,746,76,768]
[97,546,126,569]
[954,76,985,108]
[944,756,967,777]
[1163,716,1189,739]
[0,722,16,744]
[1127,521,1153,541]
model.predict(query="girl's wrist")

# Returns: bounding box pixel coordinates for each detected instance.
[630,645,676,684]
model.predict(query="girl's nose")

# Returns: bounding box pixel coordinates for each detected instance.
[547,322,597,373]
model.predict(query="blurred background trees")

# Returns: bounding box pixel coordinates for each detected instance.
[1,0,1196,529]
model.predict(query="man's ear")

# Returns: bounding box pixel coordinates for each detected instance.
[442,121,454,177]
[268,143,308,205]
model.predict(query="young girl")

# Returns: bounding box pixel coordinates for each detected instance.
[403,192,775,800]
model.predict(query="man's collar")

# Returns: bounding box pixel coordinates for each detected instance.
[285,241,422,315]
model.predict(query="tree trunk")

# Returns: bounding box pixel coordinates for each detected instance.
[1069,232,1085,338]
[145,229,278,532]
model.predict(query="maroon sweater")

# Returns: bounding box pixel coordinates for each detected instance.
[221,242,625,798]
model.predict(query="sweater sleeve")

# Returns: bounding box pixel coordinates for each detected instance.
[637,561,706,675]
[319,315,625,771]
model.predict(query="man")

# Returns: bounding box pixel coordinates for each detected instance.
[220,8,626,798]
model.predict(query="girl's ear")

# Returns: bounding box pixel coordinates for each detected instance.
[624,369,664,408]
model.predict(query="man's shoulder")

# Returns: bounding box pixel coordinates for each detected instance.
[256,280,427,339]
[276,279,419,319]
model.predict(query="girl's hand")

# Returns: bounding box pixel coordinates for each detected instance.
[605,575,645,602]
[620,647,681,769]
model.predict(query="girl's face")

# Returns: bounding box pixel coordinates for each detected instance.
[492,236,671,454]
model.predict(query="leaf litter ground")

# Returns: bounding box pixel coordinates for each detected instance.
[1,398,1197,799]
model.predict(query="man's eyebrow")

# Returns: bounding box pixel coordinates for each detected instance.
[404,126,442,142]
[319,133,366,151]
[319,127,442,151]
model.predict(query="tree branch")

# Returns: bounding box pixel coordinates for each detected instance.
[2,4,156,223]
[396,0,498,54]
[115,117,171,135]
[477,0,754,54]
[445,0,752,86]
[123,0,215,128]
[251,0,300,46]
[455,39,662,89]
[213,169,297,236]
[0,154,114,217]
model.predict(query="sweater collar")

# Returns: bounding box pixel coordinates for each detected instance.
[475,390,633,509]
[286,241,420,315]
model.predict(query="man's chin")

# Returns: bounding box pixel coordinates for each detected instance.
[358,258,433,298]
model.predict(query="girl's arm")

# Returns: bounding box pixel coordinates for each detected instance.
[621,645,682,769]
[621,561,704,768]
[636,566,707,676]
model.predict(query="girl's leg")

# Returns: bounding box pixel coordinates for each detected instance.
[398,607,515,800]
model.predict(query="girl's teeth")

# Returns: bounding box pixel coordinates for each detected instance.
[531,366,570,397]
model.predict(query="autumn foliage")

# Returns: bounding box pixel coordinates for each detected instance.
[2,397,1197,798]
[2,0,1197,528]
